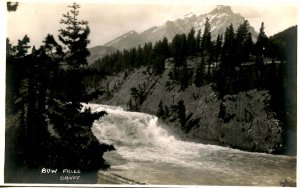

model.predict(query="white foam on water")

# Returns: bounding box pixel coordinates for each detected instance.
[87,103,296,185]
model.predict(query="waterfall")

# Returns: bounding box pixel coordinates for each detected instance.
[87,103,176,147]
[83,103,296,186]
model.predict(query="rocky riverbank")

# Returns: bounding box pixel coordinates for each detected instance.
[93,66,284,153]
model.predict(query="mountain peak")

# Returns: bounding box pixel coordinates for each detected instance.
[209,5,233,14]
[184,12,196,18]
[104,5,257,51]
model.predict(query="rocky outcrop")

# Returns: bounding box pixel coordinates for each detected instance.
[217,90,282,152]
[94,66,283,153]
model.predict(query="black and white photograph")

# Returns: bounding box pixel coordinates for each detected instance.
[3,0,298,186]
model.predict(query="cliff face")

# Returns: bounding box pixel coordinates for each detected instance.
[217,90,282,152]
[94,66,282,153]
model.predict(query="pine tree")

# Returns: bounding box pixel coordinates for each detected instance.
[194,57,205,87]
[44,3,113,170]
[177,100,186,132]
[235,20,250,66]
[157,100,165,117]
[59,2,90,68]
[216,24,236,97]
[171,33,187,67]
[254,22,268,89]
[136,45,144,65]
[16,35,31,58]
[244,32,254,61]
[170,34,188,82]
[187,27,197,56]
[6,38,15,57]
[201,18,212,82]
[128,98,134,111]
[6,3,112,179]
[255,22,268,61]
[201,18,211,56]
[56,3,95,104]
[152,39,168,75]
[196,29,202,55]
[221,24,235,69]
[143,42,153,66]
[215,34,223,62]
[180,66,190,91]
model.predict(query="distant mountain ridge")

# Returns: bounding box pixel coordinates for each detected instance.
[87,45,117,65]
[104,5,258,50]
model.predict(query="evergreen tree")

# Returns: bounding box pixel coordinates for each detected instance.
[157,100,165,117]
[221,24,235,69]
[128,98,134,111]
[171,33,187,67]
[6,3,114,181]
[201,18,212,82]
[187,27,197,56]
[143,42,153,66]
[196,29,202,55]
[152,38,169,75]
[6,36,31,114]
[256,22,268,57]
[59,2,90,68]
[215,34,223,62]
[164,105,170,118]
[42,3,113,170]
[201,18,211,56]
[244,32,254,61]
[216,24,236,97]
[170,34,188,82]
[255,22,268,61]
[136,45,144,65]
[6,38,16,57]
[161,37,170,57]
[235,20,250,66]
[16,35,31,58]
[177,100,186,132]
[180,66,190,91]
[194,57,205,87]
[254,22,268,88]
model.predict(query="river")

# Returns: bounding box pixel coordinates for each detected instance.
[86,103,296,186]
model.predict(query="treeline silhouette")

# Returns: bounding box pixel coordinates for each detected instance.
[5,3,113,183]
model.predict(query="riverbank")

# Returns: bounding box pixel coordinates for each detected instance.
[97,170,296,186]
[93,66,291,154]
[97,171,146,184]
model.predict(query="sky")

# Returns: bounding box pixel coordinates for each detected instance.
[5,1,299,48]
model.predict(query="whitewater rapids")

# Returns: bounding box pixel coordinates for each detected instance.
[84,103,296,186]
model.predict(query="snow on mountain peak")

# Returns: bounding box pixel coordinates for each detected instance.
[209,5,233,15]
[104,5,257,50]
[184,12,196,18]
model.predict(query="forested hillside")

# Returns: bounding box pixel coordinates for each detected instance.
[89,21,297,154]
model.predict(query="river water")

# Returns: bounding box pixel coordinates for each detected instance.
[86,104,296,186]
